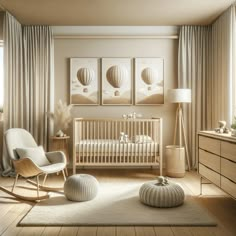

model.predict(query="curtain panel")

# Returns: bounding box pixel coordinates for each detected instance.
[2,12,23,174]
[178,26,211,168]
[178,5,236,168]
[1,12,54,175]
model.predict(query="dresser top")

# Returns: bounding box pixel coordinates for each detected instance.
[199,131,236,143]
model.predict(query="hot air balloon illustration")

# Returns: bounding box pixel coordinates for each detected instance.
[106,65,128,96]
[77,67,95,93]
[141,67,158,91]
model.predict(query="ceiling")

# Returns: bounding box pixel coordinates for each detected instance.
[0,0,235,26]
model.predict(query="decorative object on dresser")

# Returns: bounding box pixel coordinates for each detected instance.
[139,176,185,207]
[198,131,236,199]
[215,120,229,134]
[102,58,132,105]
[167,88,191,171]
[70,58,100,105]
[135,58,164,105]
[47,99,72,137]
[50,136,70,176]
[0,128,67,202]
[73,118,163,175]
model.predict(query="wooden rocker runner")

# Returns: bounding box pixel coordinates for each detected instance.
[0,128,67,202]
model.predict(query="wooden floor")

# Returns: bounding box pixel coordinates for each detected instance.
[0,169,235,236]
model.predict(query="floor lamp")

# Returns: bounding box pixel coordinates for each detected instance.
[167,89,191,171]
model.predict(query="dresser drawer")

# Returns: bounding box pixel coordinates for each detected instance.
[199,136,220,155]
[221,176,236,198]
[199,163,220,187]
[199,149,220,173]
[221,158,236,183]
[221,141,236,162]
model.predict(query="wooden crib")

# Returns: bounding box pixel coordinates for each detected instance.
[73,118,163,175]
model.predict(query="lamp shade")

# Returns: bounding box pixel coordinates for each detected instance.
[167,89,191,103]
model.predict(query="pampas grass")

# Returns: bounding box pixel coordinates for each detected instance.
[48,100,72,134]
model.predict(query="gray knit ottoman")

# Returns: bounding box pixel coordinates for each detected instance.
[139,176,185,208]
[64,174,99,202]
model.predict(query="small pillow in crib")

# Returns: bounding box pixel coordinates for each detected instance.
[16,146,50,167]
[132,135,153,143]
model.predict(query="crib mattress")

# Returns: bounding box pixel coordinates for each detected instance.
[76,139,159,154]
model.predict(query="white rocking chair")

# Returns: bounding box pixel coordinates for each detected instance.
[0,128,67,201]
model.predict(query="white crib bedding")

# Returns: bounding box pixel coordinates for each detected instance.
[76,139,159,154]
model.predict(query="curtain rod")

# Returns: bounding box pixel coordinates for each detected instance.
[53,35,179,39]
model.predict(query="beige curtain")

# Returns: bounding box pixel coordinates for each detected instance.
[178,26,211,168]
[2,12,23,174]
[178,5,236,168]
[1,13,54,175]
[210,6,236,127]
[23,26,54,147]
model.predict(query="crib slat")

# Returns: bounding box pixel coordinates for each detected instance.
[146,121,148,163]
[73,118,162,172]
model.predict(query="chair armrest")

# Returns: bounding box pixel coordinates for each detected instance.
[45,151,67,164]
[12,159,42,177]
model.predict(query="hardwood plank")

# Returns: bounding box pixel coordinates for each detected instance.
[18,227,45,236]
[154,227,174,236]
[195,197,236,236]
[117,226,135,236]
[1,208,28,236]
[211,224,235,236]
[170,227,192,236]
[97,227,116,236]
[59,227,79,236]
[0,203,14,221]
[77,226,97,236]
[189,227,215,236]
[41,227,62,236]
[0,202,31,235]
[135,227,155,236]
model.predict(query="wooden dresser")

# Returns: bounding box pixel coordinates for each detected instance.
[198,131,236,199]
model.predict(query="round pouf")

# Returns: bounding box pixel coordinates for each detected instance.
[64,174,99,202]
[139,179,185,208]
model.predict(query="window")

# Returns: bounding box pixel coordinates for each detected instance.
[0,41,3,112]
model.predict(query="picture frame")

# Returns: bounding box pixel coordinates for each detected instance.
[70,58,100,105]
[135,58,164,105]
[101,58,132,105]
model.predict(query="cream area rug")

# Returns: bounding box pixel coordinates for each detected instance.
[19,181,217,226]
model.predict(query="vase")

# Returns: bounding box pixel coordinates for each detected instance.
[56,130,64,137]
[231,129,236,137]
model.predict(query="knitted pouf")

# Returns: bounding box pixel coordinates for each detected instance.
[64,174,99,202]
[139,178,185,208]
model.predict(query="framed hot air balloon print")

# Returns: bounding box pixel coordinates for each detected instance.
[70,58,99,105]
[102,58,132,105]
[135,58,164,105]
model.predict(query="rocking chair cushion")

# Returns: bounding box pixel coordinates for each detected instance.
[16,146,50,167]
[39,163,66,174]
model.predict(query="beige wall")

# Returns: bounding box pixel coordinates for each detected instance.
[54,38,178,166]
[0,12,4,40]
